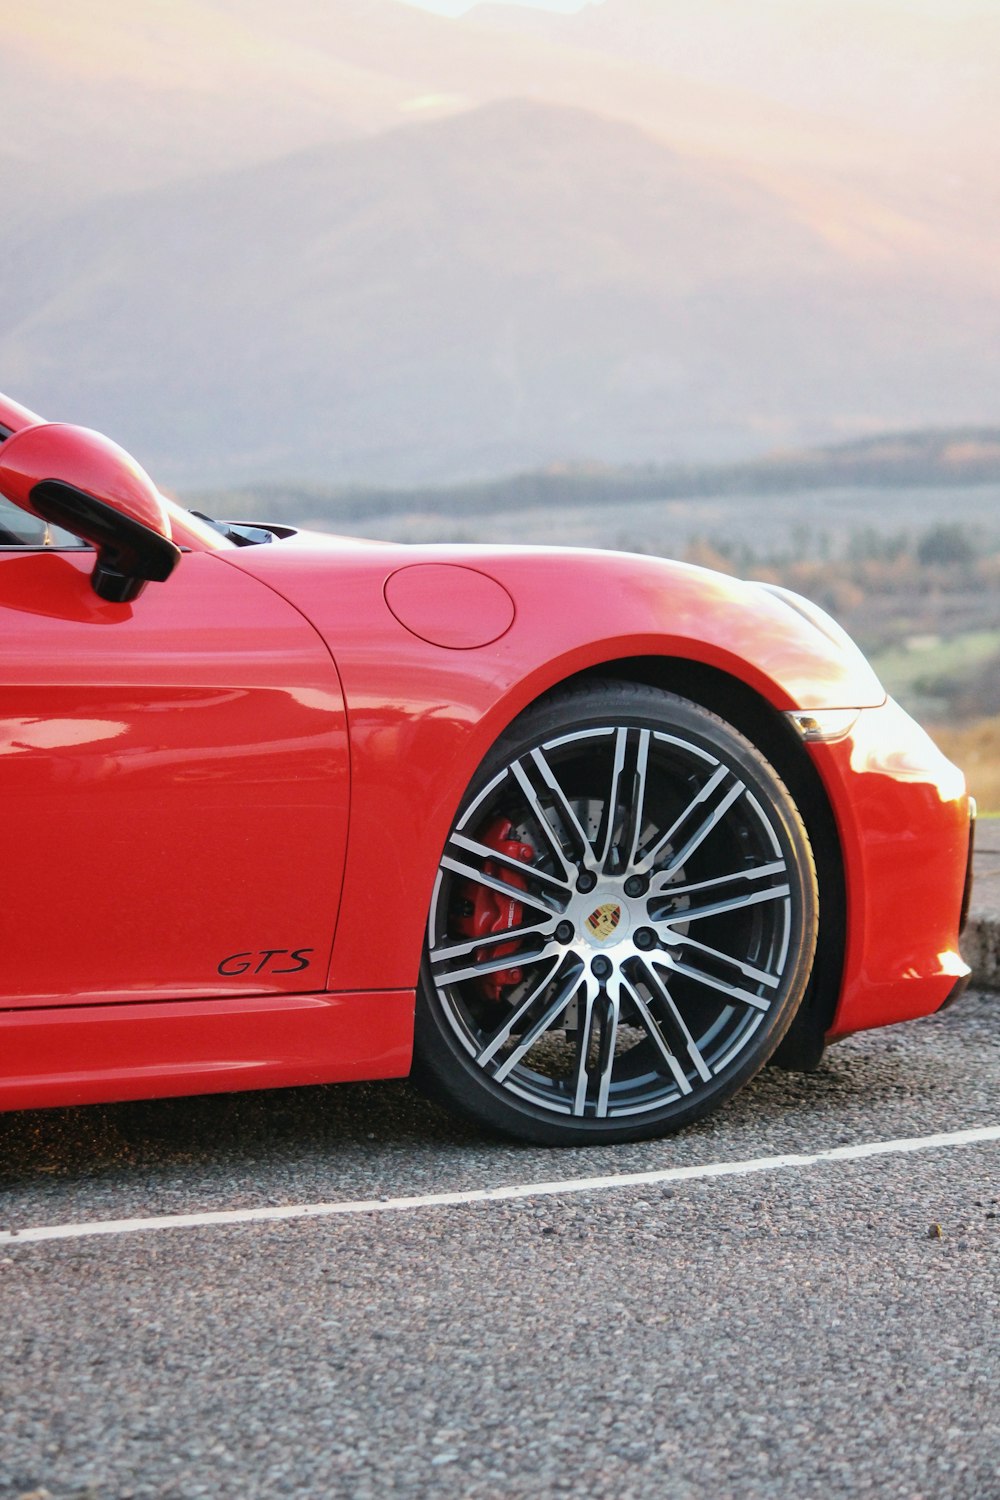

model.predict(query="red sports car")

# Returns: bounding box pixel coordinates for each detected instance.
[0,394,974,1143]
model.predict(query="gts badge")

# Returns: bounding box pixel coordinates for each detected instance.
[217,948,314,977]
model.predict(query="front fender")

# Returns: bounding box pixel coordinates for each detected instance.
[222,540,883,992]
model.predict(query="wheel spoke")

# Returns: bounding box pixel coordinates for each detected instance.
[526,745,599,872]
[618,972,693,1096]
[663,777,746,874]
[429,919,559,982]
[653,878,790,928]
[593,728,626,872]
[650,858,787,899]
[624,728,651,870]
[439,946,563,987]
[571,975,600,1115]
[594,980,622,1117]
[508,759,577,883]
[637,764,744,875]
[594,727,652,876]
[439,848,566,917]
[476,954,572,1067]
[662,930,782,991]
[566,975,621,1118]
[447,830,574,904]
[635,960,713,1082]
[656,945,774,1012]
[492,962,586,1083]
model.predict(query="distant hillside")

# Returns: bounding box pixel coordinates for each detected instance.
[735,429,1000,489]
[189,427,1000,528]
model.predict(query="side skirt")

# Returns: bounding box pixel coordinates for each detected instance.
[0,990,414,1112]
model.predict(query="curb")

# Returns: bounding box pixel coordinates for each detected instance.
[967,822,1000,991]
[965,910,1000,992]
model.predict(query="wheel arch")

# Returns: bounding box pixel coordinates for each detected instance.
[520,653,846,1069]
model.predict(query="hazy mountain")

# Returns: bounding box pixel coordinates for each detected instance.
[3,98,997,486]
[0,0,457,205]
[471,1,1000,288]
[1,0,997,482]
[1,0,935,213]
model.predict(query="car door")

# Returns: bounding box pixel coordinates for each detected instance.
[0,504,349,1008]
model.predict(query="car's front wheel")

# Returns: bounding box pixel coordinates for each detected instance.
[415,682,819,1144]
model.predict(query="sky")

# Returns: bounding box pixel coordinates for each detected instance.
[400,0,602,14]
[400,0,1000,12]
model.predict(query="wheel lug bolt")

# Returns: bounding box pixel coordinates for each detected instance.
[577,871,597,893]
[555,921,574,944]
[634,928,656,951]
[592,955,612,979]
[624,875,646,898]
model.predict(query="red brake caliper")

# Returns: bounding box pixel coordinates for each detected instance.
[456,816,536,1001]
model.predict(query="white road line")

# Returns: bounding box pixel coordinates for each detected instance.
[2,1124,997,1248]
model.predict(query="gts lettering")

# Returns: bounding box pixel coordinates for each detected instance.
[218,948,314,977]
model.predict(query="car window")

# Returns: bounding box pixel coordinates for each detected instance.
[0,492,88,548]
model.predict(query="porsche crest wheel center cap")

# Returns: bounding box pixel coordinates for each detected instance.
[584,899,629,947]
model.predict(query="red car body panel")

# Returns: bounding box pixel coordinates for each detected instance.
[0,399,972,1113]
[0,393,45,434]
[811,701,970,1034]
[1,549,350,1008]
[0,991,413,1112]
[0,420,173,537]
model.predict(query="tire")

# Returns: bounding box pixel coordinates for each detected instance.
[414,682,819,1145]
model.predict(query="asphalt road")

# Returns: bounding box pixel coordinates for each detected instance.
[1,992,997,1500]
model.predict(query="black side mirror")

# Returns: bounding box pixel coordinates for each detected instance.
[31,481,181,603]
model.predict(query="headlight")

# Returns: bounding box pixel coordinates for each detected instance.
[785,708,861,743]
